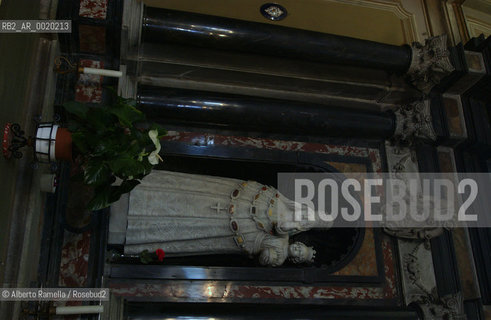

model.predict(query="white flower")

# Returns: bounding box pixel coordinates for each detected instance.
[147,129,163,165]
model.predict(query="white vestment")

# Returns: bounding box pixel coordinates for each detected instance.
[119,170,311,265]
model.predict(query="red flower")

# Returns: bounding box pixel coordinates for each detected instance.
[155,248,165,261]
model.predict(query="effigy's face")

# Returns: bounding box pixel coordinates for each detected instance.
[288,242,309,263]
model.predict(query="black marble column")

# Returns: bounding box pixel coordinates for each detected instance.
[137,86,395,139]
[142,8,412,73]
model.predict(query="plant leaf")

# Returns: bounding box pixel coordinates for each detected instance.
[150,123,168,138]
[108,156,146,178]
[63,101,88,119]
[83,161,112,186]
[86,108,116,131]
[109,103,145,127]
[139,250,153,264]
[108,179,140,203]
[92,136,124,157]
[71,132,90,154]
[65,92,167,211]
[87,186,111,211]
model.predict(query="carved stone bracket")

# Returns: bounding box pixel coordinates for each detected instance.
[390,100,436,150]
[383,100,457,241]
[386,143,418,173]
[406,34,455,94]
[383,141,446,244]
[398,240,437,303]
[397,240,466,320]
[384,87,465,320]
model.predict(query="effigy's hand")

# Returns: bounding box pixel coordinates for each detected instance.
[276,220,312,235]
[276,219,332,235]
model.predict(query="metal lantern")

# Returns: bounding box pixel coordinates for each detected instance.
[34,122,59,163]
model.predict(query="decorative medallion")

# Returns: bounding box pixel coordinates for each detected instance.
[234,234,245,247]
[260,3,287,21]
[230,220,239,232]
[231,189,240,199]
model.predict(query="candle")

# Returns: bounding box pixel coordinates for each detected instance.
[55,305,104,315]
[80,67,123,78]
[40,173,57,193]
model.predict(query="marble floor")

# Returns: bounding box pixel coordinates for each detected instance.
[0,0,59,319]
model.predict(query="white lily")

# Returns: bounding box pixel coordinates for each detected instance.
[147,129,163,165]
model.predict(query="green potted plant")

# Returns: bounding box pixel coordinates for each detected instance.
[62,94,166,211]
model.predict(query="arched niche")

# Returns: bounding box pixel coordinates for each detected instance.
[109,141,366,281]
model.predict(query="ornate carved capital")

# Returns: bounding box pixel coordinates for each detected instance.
[406,34,455,94]
[413,292,467,320]
[391,100,436,149]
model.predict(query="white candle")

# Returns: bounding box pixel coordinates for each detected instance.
[40,173,57,193]
[55,305,104,315]
[81,67,123,78]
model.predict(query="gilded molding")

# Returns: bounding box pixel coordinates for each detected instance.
[325,0,419,42]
